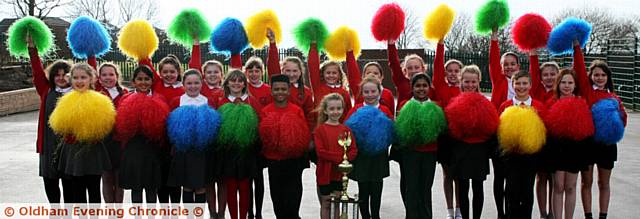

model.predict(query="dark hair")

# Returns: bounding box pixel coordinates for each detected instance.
[270,74,290,86]
[553,68,580,99]
[588,59,615,93]
[98,62,125,93]
[362,62,384,78]
[45,60,71,88]
[223,69,248,97]
[158,54,183,81]
[411,73,432,87]
[511,71,531,83]
[182,68,203,81]
[132,65,154,82]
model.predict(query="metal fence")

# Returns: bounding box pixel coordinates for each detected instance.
[3,37,639,111]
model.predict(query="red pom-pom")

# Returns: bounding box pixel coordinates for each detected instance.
[445,92,499,143]
[259,110,310,160]
[511,13,551,51]
[115,93,170,144]
[545,97,594,141]
[371,3,405,42]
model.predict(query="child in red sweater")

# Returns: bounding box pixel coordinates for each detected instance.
[314,93,357,219]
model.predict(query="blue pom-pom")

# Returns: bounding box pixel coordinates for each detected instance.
[345,106,394,155]
[591,98,625,144]
[167,105,221,151]
[67,16,111,59]
[210,18,248,56]
[547,17,592,56]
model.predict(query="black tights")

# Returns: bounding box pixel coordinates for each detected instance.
[43,177,73,203]
[157,186,181,203]
[70,175,102,203]
[182,190,206,203]
[458,179,484,219]
[358,181,383,219]
[132,189,157,203]
[493,158,507,218]
[248,168,264,218]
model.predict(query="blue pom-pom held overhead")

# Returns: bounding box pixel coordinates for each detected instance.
[591,98,625,144]
[67,16,112,59]
[210,18,249,56]
[345,106,394,155]
[547,17,592,56]
[167,105,222,152]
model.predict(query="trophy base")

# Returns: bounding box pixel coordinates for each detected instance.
[330,194,359,219]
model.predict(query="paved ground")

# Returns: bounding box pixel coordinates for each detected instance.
[1,111,639,218]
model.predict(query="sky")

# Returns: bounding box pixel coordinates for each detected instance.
[2,0,639,49]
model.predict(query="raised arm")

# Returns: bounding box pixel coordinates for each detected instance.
[432,41,449,103]
[529,51,542,98]
[188,41,201,70]
[28,39,49,97]
[573,41,592,100]
[308,43,322,93]
[388,41,411,103]
[267,29,281,78]
[346,50,362,99]
[490,30,507,109]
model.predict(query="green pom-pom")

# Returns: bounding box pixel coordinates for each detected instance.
[216,103,259,153]
[167,8,211,47]
[475,0,510,34]
[293,17,329,54]
[7,16,54,58]
[395,100,447,149]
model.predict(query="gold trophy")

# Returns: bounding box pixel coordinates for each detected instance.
[333,131,358,219]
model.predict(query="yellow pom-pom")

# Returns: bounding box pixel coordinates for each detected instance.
[498,106,546,155]
[423,4,456,42]
[325,26,361,61]
[245,9,282,49]
[117,19,159,60]
[49,90,116,143]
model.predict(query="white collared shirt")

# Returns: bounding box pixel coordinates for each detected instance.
[134,90,153,96]
[411,97,431,104]
[513,96,532,106]
[55,86,72,94]
[107,87,119,99]
[180,94,208,106]
[365,102,380,108]
[164,82,183,88]
[592,84,609,92]
[228,93,249,102]
[250,81,264,88]
[207,84,221,90]
[507,77,515,100]
[327,83,341,89]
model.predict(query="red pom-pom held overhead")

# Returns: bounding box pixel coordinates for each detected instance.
[371,3,405,42]
[511,13,552,51]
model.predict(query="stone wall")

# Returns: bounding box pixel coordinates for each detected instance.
[0,88,39,116]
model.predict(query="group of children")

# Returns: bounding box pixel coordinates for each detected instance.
[30,21,626,219]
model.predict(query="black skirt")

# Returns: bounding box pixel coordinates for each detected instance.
[167,149,215,189]
[547,137,590,173]
[219,146,257,179]
[449,139,493,181]
[103,133,121,170]
[55,141,112,177]
[436,135,454,165]
[118,135,164,190]
[535,141,555,173]
[349,151,389,182]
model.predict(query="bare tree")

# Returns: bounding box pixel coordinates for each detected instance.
[3,0,65,18]
[65,0,112,24]
[396,5,422,49]
[444,12,472,52]
[118,0,158,25]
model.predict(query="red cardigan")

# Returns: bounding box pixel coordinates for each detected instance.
[266,41,316,130]
[141,44,200,104]
[431,43,461,107]
[308,44,352,120]
[397,99,439,152]
[216,95,263,115]
[573,46,627,126]
[345,103,394,121]
[29,47,51,153]
[388,44,412,105]
[314,123,357,185]
[489,40,509,110]
[498,98,546,117]
[248,83,272,108]
[169,95,217,110]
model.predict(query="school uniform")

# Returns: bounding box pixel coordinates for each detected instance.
[314,123,358,195]
[259,102,310,219]
[166,94,218,189]
[308,44,352,121]
[96,84,128,170]
[396,98,441,219]
[498,97,546,219]
[346,50,396,116]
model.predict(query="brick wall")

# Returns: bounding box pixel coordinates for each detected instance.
[0,88,39,116]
